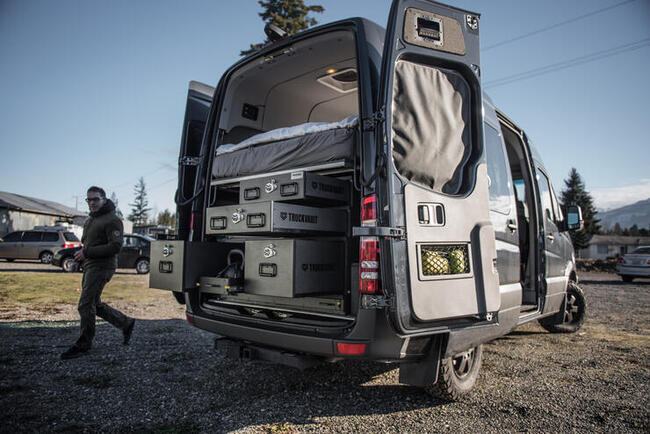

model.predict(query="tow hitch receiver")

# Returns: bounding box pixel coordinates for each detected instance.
[215,337,323,370]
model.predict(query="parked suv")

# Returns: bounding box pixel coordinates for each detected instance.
[150,0,586,401]
[52,233,152,274]
[0,229,81,263]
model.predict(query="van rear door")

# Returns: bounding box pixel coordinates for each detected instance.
[378,0,499,333]
[175,81,214,241]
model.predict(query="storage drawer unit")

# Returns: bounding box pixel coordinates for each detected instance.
[244,239,345,297]
[239,171,349,204]
[205,202,348,235]
[149,240,242,291]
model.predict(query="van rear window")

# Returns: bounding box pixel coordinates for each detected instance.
[64,232,80,242]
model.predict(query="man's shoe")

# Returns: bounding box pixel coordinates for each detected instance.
[60,346,89,360]
[123,318,135,345]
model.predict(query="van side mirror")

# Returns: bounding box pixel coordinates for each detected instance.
[564,205,583,231]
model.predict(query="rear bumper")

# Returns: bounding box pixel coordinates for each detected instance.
[187,308,415,361]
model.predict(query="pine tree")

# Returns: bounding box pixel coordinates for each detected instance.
[559,168,600,250]
[241,0,324,55]
[157,209,176,227]
[110,192,124,219]
[128,177,151,226]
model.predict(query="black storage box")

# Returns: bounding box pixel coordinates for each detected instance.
[239,171,349,205]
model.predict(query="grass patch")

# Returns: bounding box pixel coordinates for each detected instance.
[74,374,112,389]
[0,272,170,305]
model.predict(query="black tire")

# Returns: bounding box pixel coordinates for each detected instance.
[135,258,150,274]
[39,251,54,264]
[425,345,483,401]
[621,275,634,283]
[62,257,78,273]
[538,281,586,333]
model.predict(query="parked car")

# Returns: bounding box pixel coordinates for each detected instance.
[617,246,650,282]
[0,229,81,264]
[52,233,152,274]
[150,0,586,401]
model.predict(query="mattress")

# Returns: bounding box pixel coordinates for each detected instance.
[212,116,358,179]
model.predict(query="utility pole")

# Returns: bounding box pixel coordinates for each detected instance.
[72,195,80,211]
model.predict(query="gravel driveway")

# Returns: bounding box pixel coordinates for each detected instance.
[0,271,648,433]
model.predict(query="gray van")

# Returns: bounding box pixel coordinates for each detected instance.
[0,229,81,263]
[150,0,585,400]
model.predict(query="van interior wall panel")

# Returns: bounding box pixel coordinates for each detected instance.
[219,30,358,134]
[391,60,471,195]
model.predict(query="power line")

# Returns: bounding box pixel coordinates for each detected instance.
[484,37,650,89]
[484,0,638,51]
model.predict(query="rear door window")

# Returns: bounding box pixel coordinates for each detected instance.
[43,232,59,242]
[485,124,512,214]
[22,231,43,242]
[64,232,80,242]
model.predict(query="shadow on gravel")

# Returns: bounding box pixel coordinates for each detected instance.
[0,319,448,432]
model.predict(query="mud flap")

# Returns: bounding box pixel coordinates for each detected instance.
[398,335,443,387]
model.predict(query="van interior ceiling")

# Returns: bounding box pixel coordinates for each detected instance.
[500,122,537,308]
[219,30,359,144]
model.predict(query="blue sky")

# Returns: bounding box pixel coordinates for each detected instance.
[1,0,649,218]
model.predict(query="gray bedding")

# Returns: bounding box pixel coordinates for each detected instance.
[212,127,355,179]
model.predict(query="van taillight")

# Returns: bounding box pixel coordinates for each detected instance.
[61,243,77,248]
[360,194,381,294]
[336,342,367,355]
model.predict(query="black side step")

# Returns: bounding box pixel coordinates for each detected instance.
[214,337,324,370]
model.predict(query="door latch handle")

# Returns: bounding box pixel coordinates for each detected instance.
[546,234,555,242]
[507,219,517,233]
[418,205,430,224]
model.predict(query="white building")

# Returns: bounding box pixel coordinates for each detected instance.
[579,234,650,260]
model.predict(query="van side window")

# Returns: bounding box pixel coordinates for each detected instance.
[43,232,59,242]
[2,232,22,242]
[484,124,512,215]
[22,231,43,242]
[537,170,556,221]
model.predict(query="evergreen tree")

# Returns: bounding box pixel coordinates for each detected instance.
[241,0,324,55]
[128,177,151,226]
[110,192,124,219]
[559,168,600,250]
[612,222,622,235]
[157,209,176,227]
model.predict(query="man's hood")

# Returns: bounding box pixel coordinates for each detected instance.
[90,199,116,218]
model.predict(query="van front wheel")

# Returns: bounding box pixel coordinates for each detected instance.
[425,344,483,401]
[538,281,586,333]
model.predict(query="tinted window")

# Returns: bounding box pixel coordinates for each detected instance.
[2,232,22,242]
[64,232,80,242]
[22,231,43,242]
[123,237,137,247]
[485,124,512,214]
[43,232,59,242]
[632,247,650,254]
[537,170,555,222]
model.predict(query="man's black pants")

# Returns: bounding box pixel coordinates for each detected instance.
[75,267,129,350]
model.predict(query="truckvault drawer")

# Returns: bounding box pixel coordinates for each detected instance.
[244,239,345,297]
[239,171,349,204]
[205,202,348,235]
[150,241,243,291]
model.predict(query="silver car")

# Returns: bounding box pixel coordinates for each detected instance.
[617,246,650,282]
[0,230,81,264]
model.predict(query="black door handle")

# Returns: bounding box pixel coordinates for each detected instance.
[418,205,430,224]
[507,219,517,233]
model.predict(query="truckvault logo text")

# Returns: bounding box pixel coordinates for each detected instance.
[279,212,318,224]
[311,181,343,194]
[301,263,336,272]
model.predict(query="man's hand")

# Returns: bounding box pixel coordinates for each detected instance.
[73,249,86,262]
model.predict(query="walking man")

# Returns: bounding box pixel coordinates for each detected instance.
[61,186,135,360]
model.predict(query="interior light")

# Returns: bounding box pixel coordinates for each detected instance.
[326,68,337,74]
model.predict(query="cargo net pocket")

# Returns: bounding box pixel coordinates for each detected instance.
[420,244,470,276]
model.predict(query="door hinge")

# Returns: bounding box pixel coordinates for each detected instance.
[361,294,393,309]
[362,107,385,132]
[353,226,405,239]
[180,156,201,166]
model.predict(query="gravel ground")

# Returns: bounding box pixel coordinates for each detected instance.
[0,270,648,433]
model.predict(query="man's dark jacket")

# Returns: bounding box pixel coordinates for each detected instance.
[81,199,123,270]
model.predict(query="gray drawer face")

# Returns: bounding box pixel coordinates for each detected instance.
[205,202,348,235]
[239,171,349,204]
[149,241,240,291]
[244,239,345,297]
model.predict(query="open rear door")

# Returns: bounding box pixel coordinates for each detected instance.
[380,0,500,333]
[175,81,214,241]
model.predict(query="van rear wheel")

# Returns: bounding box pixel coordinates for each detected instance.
[39,251,53,264]
[538,281,586,333]
[425,344,483,401]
